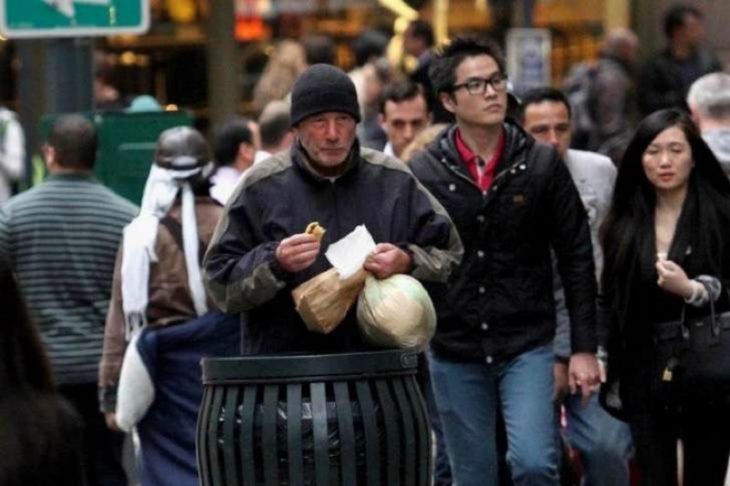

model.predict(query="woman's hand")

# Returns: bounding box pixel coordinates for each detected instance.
[656,259,695,299]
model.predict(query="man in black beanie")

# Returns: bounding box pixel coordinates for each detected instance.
[203,63,463,355]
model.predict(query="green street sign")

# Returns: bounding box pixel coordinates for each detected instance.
[0,0,149,39]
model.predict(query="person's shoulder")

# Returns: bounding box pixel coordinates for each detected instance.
[359,146,412,175]
[240,149,294,189]
[3,184,42,208]
[405,128,450,171]
[567,149,615,170]
[90,184,138,218]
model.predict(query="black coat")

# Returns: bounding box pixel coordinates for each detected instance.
[204,143,463,355]
[409,121,597,363]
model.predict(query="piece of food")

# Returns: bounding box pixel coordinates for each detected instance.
[305,222,326,240]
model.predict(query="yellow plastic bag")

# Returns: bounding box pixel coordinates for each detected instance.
[292,268,368,334]
[356,274,436,349]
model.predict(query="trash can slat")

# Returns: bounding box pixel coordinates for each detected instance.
[240,385,258,485]
[262,385,280,486]
[207,386,225,486]
[375,379,401,486]
[287,383,304,486]
[405,378,431,486]
[310,382,329,486]
[392,377,417,486]
[333,381,357,485]
[222,386,240,485]
[355,380,380,486]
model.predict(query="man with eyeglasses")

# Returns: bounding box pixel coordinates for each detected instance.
[409,37,600,486]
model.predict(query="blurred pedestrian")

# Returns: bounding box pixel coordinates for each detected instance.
[0,254,85,486]
[210,116,257,204]
[600,108,730,485]
[303,34,335,66]
[252,40,307,114]
[349,29,391,116]
[379,80,432,160]
[638,4,722,116]
[519,87,633,486]
[687,72,730,176]
[592,28,639,161]
[356,57,392,150]
[404,19,452,123]
[255,99,294,164]
[0,105,25,203]
[0,114,137,486]
[204,63,462,355]
[409,37,600,486]
[100,127,237,486]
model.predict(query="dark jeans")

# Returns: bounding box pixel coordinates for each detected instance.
[59,383,127,486]
[629,402,730,486]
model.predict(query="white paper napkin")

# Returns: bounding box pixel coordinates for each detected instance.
[325,225,376,279]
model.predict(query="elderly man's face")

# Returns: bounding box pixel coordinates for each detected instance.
[294,112,357,176]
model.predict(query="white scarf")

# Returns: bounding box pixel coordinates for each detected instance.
[121,165,208,340]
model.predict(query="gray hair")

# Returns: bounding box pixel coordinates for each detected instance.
[687,72,730,120]
[600,28,638,59]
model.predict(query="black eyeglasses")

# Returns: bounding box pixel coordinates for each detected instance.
[451,73,508,95]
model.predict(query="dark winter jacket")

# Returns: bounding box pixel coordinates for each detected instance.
[409,121,597,363]
[204,142,462,355]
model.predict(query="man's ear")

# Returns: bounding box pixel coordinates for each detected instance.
[43,145,56,170]
[439,92,456,114]
[688,105,701,128]
[378,113,386,131]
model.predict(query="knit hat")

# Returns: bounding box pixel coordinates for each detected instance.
[290,64,361,126]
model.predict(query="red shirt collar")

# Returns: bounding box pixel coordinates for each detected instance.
[454,128,505,191]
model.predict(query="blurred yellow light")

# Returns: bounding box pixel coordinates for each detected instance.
[165,104,179,111]
[120,51,137,65]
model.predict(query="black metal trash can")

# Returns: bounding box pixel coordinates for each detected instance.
[196,349,432,486]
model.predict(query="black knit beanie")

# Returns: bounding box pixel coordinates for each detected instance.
[290,64,361,126]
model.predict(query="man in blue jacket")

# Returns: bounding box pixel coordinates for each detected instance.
[204,63,462,355]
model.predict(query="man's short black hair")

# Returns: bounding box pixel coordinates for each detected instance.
[379,80,428,115]
[259,101,291,149]
[49,114,97,169]
[517,87,572,121]
[304,35,335,65]
[353,29,390,67]
[213,117,253,167]
[406,20,435,48]
[663,4,702,40]
[429,37,506,95]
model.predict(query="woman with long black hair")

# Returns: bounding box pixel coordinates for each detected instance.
[600,108,730,485]
[0,255,85,485]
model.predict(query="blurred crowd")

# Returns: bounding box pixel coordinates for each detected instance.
[1,2,730,486]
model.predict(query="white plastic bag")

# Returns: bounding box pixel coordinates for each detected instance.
[356,274,436,349]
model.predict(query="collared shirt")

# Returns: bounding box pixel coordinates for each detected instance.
[383,142,396,158]
[454,128,505,192]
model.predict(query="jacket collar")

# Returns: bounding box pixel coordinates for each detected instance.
[291,139,361,183]
[430,118,534,177]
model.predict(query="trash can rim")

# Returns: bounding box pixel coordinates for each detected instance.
[201,348,420,383]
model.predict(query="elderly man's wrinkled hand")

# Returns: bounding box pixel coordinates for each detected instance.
[275,234,321,273]
[364,243,411,279]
